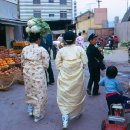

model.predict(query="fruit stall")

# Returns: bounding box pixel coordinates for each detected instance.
[0,42,29,91]
[13,41,29,54]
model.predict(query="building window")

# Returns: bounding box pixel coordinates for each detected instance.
[49,0,54,3]
[60,11,67,19]
[60,0,66,4]
[33,11,41,18]
[49,14,54,17]
[33,0,40,4]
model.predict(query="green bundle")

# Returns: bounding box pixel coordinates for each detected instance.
[26,17,51,36]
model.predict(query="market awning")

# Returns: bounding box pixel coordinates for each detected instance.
[46,20,72,30]
[0,18,26,26]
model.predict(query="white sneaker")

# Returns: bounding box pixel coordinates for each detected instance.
[29,112,33,116]
[34,115,44,122]
[62,115,69,129]
[27,105,33,116]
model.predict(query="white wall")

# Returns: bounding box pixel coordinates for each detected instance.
[6,26,14,48]
[19,0,73,21]
[0,0,18,19]
[115,21,130,41]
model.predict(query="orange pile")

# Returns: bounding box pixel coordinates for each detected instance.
[5,58,15,65]
[0,59,9,69]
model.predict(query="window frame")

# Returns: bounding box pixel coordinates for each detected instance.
[49,14,55,17]
[60,11,67,19]
[33,0,40,4]
[33,10,41,18]
[49,0,54,3]
[60,0,66,4]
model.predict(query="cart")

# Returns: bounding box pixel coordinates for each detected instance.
[101,104,130,130]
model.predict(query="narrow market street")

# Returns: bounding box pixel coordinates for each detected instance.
[1,0,130,130]
[0,46,130,130]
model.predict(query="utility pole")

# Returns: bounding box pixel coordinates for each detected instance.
[97,0,102,8]
[17,0,20,19]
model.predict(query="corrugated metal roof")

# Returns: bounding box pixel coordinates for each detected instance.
[76,11,94,18]
[122,7,130,22]
[0,18,26,26]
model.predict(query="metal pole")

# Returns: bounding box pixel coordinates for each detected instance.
[17,0,20,19]
[89,12,91,29]
[97,0,102,8]
[98,1,100,8]
[128,45,130,63]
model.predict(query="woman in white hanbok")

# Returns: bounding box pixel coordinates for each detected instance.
[21,33,49,122]
[55,31,87,129]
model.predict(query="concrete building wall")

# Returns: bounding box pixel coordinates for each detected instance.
[6,26,14,48]
[77,12,94,23]
[115,21,130,41]
[94,8,107,25]
[14,26,24,41]
[19,0,73,21]
[0,0,18,19]
[0,0,24,47]
[5,25,23,48]
[76,17,102,34]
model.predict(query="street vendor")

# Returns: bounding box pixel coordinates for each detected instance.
[21,18,50,122]
[21,32,49,122]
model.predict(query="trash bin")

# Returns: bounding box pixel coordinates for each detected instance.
[128,46,130,63]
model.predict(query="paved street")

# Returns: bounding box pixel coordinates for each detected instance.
[0,46,130,130]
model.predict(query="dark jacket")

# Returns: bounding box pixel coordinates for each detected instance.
[87,44,104,68]
[40,35,49,52]
[40,34,52,55]
[46,34,53,46]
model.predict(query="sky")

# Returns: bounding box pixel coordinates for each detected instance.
[76,0,129,21]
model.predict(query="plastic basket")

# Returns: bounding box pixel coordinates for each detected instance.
[15,63,21,68]
[13,71,24,85]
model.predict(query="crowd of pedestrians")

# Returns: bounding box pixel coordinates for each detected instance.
[21,30,130,130]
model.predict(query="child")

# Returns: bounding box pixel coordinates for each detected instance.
[99,66,130,115]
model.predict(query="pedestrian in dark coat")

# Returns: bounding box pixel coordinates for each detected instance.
[86,33,104,96]
[40,34,55,85]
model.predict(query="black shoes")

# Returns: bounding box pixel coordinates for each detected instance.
[87,90,101,96]
[87,90,91,96]
[47,81,55,85]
